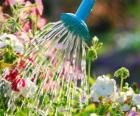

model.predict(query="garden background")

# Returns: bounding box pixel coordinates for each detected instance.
[42,0,140,84]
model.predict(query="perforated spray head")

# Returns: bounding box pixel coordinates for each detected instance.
[61,0,96,44]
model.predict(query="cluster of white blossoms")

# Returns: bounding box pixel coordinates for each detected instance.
[0,33,24,54]
[91,75,140,111]
[91,75,117,102]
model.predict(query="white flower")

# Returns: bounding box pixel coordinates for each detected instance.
[0,78,12,97]
[110,92,119,102]
[120,104,131,112]
[91,92,100,102]
[20,78,37,98]
[0,41,7,48]
[116,92,127,103]
[91,75,117,102]
[125,87,134,97]
[0,33,24,54]
[132,94,140,109]
[116,87,134,103]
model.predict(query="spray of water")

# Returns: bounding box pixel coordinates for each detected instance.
[0,21,88,114]
[0,0,97,114]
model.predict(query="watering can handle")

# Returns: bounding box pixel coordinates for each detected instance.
[75,0,96,21]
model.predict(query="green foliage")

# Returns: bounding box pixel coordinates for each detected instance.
[87,36,103,61]
[3,47,17,64]
[15,107,30,116]
[114,67,130,79]
[87,48,97,61]
[96,103,110,115]
[114,67,130,91]
[76,104,96,116]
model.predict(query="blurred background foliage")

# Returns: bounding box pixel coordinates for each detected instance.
[44,0,140,84]
[0,0,140,84]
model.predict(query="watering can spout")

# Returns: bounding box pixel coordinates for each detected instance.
[76,0,96,21]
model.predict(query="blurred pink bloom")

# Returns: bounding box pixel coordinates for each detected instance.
[24,0,46,30]
[30,7,37,15]
[4,0,25,6]
[24,0,43,16]
[35,0,43,16]
[37,16,47,29]
[59,60,85,80]
[75,67,85,80]
[44,80,59,92]
[4,0,16,6]
[17,32,30,43]
[4,0,44,17]
[23,21,31,32]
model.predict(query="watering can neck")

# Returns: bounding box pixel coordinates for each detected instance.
[75,0,95,21]
[61,0,96,43]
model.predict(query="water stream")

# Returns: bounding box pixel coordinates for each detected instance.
[1,21,88,115]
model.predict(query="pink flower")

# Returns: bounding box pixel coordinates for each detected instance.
[59,61,85,80]
[4,0,16,6]
[23,21,31,32]
[22,1,46,30]
[37,16,47,29]
[74,67,85,80]
[4,0,25,6]
[35,0,43,16]
[44,80,59,92]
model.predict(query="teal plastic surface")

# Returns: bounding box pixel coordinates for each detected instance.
[60,0,96,43]
[76,0,95,21]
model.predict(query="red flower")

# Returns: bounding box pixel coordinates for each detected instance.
[31,77,35,82]
[18,59,26,69]
[5,69,19,82]
[11,78,26,92]
[28,57,34,63]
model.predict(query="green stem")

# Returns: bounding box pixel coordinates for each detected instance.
[88,59,91,80]
[87,59,91,100]
[120,78,124,91]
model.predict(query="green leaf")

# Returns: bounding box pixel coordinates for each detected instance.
[3,48,17,64]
